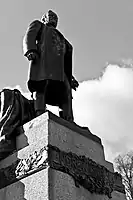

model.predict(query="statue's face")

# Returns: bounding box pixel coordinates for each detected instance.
[42,10,58,28]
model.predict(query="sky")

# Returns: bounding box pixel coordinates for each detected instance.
[1,0,133,162]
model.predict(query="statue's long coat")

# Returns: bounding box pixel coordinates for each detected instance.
[23,20,73,91]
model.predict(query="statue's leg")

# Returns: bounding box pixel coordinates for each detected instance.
[34,80,48,117]
[60,75,74,122]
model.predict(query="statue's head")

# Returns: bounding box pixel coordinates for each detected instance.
[41,10,58,28]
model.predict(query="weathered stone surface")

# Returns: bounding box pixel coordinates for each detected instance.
[48,120,106,166]
[0,168,110,200]
[0,111,126,199]
[19,112,114,172]
[0,168,126,200]
[0,145,114,198]
[0,112,114,172]
[0,168,49,200]
[50,169,109,200]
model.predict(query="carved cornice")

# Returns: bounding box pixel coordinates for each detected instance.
[0,145,125,198]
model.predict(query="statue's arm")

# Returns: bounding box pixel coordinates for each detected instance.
[64,39,79,90]
[23,20,42,57]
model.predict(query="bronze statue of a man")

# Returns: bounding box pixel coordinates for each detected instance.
[23,10,78,121]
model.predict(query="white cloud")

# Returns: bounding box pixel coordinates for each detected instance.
[73,61,133,162]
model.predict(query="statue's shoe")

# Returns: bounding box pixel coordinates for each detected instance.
[0,139,16,161]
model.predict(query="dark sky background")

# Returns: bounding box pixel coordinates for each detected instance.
[0,0,133,92]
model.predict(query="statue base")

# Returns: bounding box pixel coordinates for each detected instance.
[0,111,126,199]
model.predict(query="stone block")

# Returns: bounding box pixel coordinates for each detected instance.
[0,168,109,200]
[0,168,49,200]
[0,111,126,200]
[0,112,110,171]
[15,111,113,172]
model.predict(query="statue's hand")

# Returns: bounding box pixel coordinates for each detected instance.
[71,76,79,91]
[27,52,38,61]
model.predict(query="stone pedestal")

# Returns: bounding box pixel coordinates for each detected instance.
[0,111,126,200]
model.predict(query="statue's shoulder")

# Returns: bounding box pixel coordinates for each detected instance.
[28,20,42,29]
[65,38,72,46]
[53,28,64,39]
[54,29,73,51]
[64,38,73,51]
